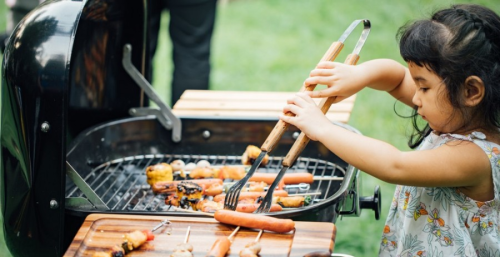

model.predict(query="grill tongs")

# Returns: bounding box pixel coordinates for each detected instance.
[224,19,371,212]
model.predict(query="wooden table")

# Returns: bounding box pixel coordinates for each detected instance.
[172,90,356,123]
[64,213,336,257]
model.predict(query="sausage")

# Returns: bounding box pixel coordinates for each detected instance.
[212,190,289,202]
[152,179,223,194]
[283,172,314,184]
[214,210,295,233]
[249,172,313,185]
[204,183,224,196]
[236,203,282,213]
[206,237,231,257]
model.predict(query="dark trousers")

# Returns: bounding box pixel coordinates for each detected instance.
[148,0,217,105]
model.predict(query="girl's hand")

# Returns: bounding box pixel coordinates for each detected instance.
[279,93,332,141]
[304,61,366,102]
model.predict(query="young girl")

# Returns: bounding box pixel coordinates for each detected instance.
[280,4,500,256]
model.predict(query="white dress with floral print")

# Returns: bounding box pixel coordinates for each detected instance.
[379,131,500,257]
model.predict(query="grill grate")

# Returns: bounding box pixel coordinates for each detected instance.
[66,154,346,212]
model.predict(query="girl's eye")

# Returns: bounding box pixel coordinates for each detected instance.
[419,87,428,92]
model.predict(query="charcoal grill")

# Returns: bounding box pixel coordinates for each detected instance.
[0,0,381,256]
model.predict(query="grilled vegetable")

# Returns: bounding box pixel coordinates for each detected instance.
[146,163,173,186]
[273,196,310,208]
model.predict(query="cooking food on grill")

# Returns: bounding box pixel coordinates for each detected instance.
[189,167,215,179]
[236,203,282,213]
[189,165,246,180]
[222,181,268,193]
[212,190,289,202]
[175,181,204,209]
[206,226,239,257]
[241,145,269,166]
[204,182,224,196]
[214,210,295,233]
[152,178,223,194]
[193,199,282,213]
[171,160,186,178]
[217,165,246,180]
[197,160,211,168]
[146,163,173,186]
[273,196,311,208]
[185,162,197,171]
[193,199,223,212]
[249,172,314,185]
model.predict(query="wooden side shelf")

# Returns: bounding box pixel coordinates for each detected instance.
[172,90,356,123]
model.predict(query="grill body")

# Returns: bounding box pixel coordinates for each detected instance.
[65,116,357,222]
[0,0,375,256]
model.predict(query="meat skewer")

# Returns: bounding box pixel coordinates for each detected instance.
[92,219,170,257]
[206,226,240,257]
[171,226,194,257]
[239,230,263,257]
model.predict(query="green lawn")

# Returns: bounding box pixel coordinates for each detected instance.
[1,0,499,256]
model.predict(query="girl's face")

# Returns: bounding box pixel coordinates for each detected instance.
[409,62,461,133]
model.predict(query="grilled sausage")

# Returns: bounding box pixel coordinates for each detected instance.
[214,210,295,233]
[236,203,282,213]
[152,179,223,194]
[206,237,231,257]
[249,172,314,185]
[212,190,289,203]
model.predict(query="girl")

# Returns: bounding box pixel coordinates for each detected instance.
[281,4,500,256]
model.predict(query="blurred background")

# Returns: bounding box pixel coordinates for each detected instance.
[0,0,498,256]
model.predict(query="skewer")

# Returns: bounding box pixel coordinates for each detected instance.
[171,226,194,257]
[151,219,171,232]
[239,230,263,257]
[255,230,263,242]
[184,226,191,244]
[228,226,240,242]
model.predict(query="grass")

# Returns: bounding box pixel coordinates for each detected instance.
[1,0,500,256]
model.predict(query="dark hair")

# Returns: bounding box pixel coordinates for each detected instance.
[397,4,500,148]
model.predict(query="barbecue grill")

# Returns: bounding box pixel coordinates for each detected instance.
[0,0,381,256]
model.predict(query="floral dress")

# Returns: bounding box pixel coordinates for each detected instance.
[379,131,500,257]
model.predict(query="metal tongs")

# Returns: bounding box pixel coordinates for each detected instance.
[224,19,371,212]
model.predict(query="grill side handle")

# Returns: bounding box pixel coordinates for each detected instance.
[122,44,182,142]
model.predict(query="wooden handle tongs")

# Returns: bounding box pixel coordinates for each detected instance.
[255,20,371,214]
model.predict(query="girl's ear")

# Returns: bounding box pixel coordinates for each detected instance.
[464,76,485,107]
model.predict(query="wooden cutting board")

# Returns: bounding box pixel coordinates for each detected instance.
[64,213,336,257]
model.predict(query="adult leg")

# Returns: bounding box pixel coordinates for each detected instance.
[147,0,166,82]
[166,0,217,105]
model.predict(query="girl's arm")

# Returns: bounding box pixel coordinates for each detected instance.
[304,59,416,107]
[281,93,492,199]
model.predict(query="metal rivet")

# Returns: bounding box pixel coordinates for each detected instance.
[202,130,211,139]
[41,122,50,132]
[292,132,300,139]
[49,200,59,209]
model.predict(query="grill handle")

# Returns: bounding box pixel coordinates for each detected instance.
[122,44,182,142]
